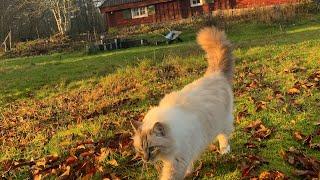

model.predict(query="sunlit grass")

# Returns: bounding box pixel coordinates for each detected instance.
[0,13,319,179]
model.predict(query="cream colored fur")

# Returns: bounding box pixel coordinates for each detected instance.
[133,27,234,180]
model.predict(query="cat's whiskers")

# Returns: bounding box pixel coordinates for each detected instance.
[142,161,152,174]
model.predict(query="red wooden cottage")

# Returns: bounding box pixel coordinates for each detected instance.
[99,0,298,28]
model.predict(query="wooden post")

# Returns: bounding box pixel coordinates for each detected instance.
[1,31,12,52]
[9,30,12,51]
[93,27,97,42]
[3,42,6,52]
[114,38,118,49]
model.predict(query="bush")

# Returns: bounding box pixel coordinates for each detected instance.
[3,34,86,58]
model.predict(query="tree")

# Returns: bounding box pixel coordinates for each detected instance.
[0,0,105,42]
[69,0,105,36]
[40,0,77,35]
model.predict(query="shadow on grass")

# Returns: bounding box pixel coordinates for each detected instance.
[0,43,201,104]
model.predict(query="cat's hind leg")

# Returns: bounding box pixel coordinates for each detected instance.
[217,134,230,155]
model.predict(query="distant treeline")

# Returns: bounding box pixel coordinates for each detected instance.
[0,0,106,42]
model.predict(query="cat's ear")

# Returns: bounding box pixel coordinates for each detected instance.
[153,122,166,137]
[130,120,142,132]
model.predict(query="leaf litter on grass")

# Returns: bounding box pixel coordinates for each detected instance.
[238,119,289,179]
[1,21,320,179]
[1,132,135,179]
[244,120,273,142]
[293,122,320,151]
[281,147,320,179]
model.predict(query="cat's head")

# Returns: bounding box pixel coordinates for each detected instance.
[131,120,173,162]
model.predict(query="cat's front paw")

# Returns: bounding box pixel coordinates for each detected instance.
[185,165,193,177]
[219,145,231,155]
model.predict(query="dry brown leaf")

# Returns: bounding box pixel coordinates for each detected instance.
[244,142,258,149]
[244,120,262,132]
[287,88,300,95]
[35,158,46,168]
[110,173,121,180]
[258,170,287,180]
[303,135,313,146]
[314,121,320,126]
[236,109,249,123]
[310,143,320,150]
[59,166,70,177]
[80,150,94,158]
[252,124,272,141]
[33,174,42,180]
[293,131,305,141]
[244,120,272,141]
[282,147,320,178]
[255,101,267,112]
[107,159,119,167]
[65,156,77,166]
[241,154,268,178]
[96,148,110,162]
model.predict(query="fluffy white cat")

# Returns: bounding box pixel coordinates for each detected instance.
[132,27,234,180]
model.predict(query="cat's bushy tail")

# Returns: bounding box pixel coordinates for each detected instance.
[197,27,234,81]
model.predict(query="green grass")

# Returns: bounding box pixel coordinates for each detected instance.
[0,14,320,179]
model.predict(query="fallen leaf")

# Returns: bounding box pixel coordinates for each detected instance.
[65,156,77,165]
[80,150,94,158]
[252,125,272,141]
[244,120,272,142]
[258,170,287,180]
[35,158,46,168]
[293,169,317,177]
[236,109,250,123]
[110,173,121,180]
[281,147,320,178]
[96,148,110,162]
[244,120,262,132]
[59,166,70,177]
[287,88,300,95]
[33,174,42,180]
[303,135,313,146]
[244,142,258,149]
[241,154,268,178]
[291,67,307,73]
[293,131,305,141]
[255,101,267,112]
[309,143,320,150]
[107,159,118,167]
[314,121,320,126]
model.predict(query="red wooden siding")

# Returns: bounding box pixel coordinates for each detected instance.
[214,0,236,9]
[155,1,181,22]
[100,0,300,28]
[179,0,215,18]
[106,10,155,27]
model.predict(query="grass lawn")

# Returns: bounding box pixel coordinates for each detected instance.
[0,14,320,179]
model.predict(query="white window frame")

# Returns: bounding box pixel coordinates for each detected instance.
[190,0,203,7]
[131,7,148,19]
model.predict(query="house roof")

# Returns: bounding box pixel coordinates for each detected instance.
[100,0,143,7]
